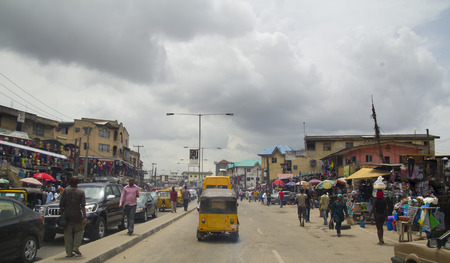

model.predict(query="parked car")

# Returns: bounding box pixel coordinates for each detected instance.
[270,191,291,205]
[135,192,157,221]
[391,230,450,263]
[38,182,125,241]
[0,196,44,263]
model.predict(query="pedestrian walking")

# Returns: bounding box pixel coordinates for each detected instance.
[253,191,258,202]
[267,190,271,206]
[262,192,267,205]
[296,189,307,227]
[59,176,86,257]
[369,190,388,245]
[319,192,330,225]
[170,187,178,213]
[119,178,140,236]
[330,194,349,237]
[182,186,191,211]
[278,190,284,208]
[305,189,313,222]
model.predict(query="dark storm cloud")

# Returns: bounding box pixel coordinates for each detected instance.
[0,1,254,85]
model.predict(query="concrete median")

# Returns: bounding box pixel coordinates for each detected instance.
[40,206,197,263]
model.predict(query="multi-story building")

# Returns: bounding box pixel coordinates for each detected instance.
[304,134,439,175]
[0,105,58,142]
[258,134,440,182]
[0,105,142,181]
[258,145,298,184]
[230,160,261,189]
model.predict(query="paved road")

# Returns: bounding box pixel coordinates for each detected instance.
[105,200,397,263]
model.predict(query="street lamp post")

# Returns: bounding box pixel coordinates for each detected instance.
[166,112,233,177]
[152,163,157,187]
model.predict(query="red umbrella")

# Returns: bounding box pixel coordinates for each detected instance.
[33,172,56,181]
[272,179,286,187]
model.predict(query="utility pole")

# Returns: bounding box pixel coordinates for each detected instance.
[371,96,385,163]
[83,127,91,181]
[152,163,157,187]
[133,145,144,181]
[73,137,82,177]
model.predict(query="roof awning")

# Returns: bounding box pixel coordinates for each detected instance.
[277,174,293,180]
[345,168,389,180]
[0,140,67,159]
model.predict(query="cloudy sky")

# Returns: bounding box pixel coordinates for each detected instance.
[0,0,449,174]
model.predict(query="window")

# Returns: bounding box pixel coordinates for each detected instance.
[84,143,87,150]
[247,178,251,181]
[323,142,332,151]
[366,155,373,163]
[112,186,121,197]
[33,123,44,136]
[306,141,316,151]
[98,143,110,153]
[271,157,277,163]
[105,186,113,197]
[246,168,251,172]
[351,156,357,163]
[99,128,110,138]
[61,127,69,135]
[384,156,391,164]
[293,165,298,170]
[345,142,354,148]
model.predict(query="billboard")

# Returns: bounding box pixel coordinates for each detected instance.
[285,151,296,161]
[189,149,199,165]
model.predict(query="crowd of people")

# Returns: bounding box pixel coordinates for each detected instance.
[236,185,392,243]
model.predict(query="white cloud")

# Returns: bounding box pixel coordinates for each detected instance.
[0,0,449,173]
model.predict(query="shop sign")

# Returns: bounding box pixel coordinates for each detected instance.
[343,165,350,177]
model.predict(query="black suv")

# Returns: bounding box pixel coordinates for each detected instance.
[38,182,125,241]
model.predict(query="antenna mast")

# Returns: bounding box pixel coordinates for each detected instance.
[371,96,385,163]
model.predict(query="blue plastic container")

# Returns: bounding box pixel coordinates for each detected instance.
[386,221,393,231]
[360,221,366,228]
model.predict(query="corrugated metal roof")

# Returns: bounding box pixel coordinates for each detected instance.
[234,160,261,167]
[258,145,296,155]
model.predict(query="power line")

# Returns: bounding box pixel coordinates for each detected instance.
[0,82,64,120]
[0,72,73,120]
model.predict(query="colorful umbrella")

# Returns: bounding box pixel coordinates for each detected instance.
[33,173,56,181]
[315,180,334,190]
[286,182,296,186]
[272,179,286,187]
[308,179,322,186]
[0,178,9,184]
[20,177,43,186]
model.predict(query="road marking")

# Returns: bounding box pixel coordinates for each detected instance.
[257,228,263,235]
[272,250,285,263]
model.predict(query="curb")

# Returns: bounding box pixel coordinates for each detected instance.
[40,206,196,263]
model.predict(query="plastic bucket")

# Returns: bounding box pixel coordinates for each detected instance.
[388,216,394,222]
[386,221,393,231]
[360,221,366,228]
